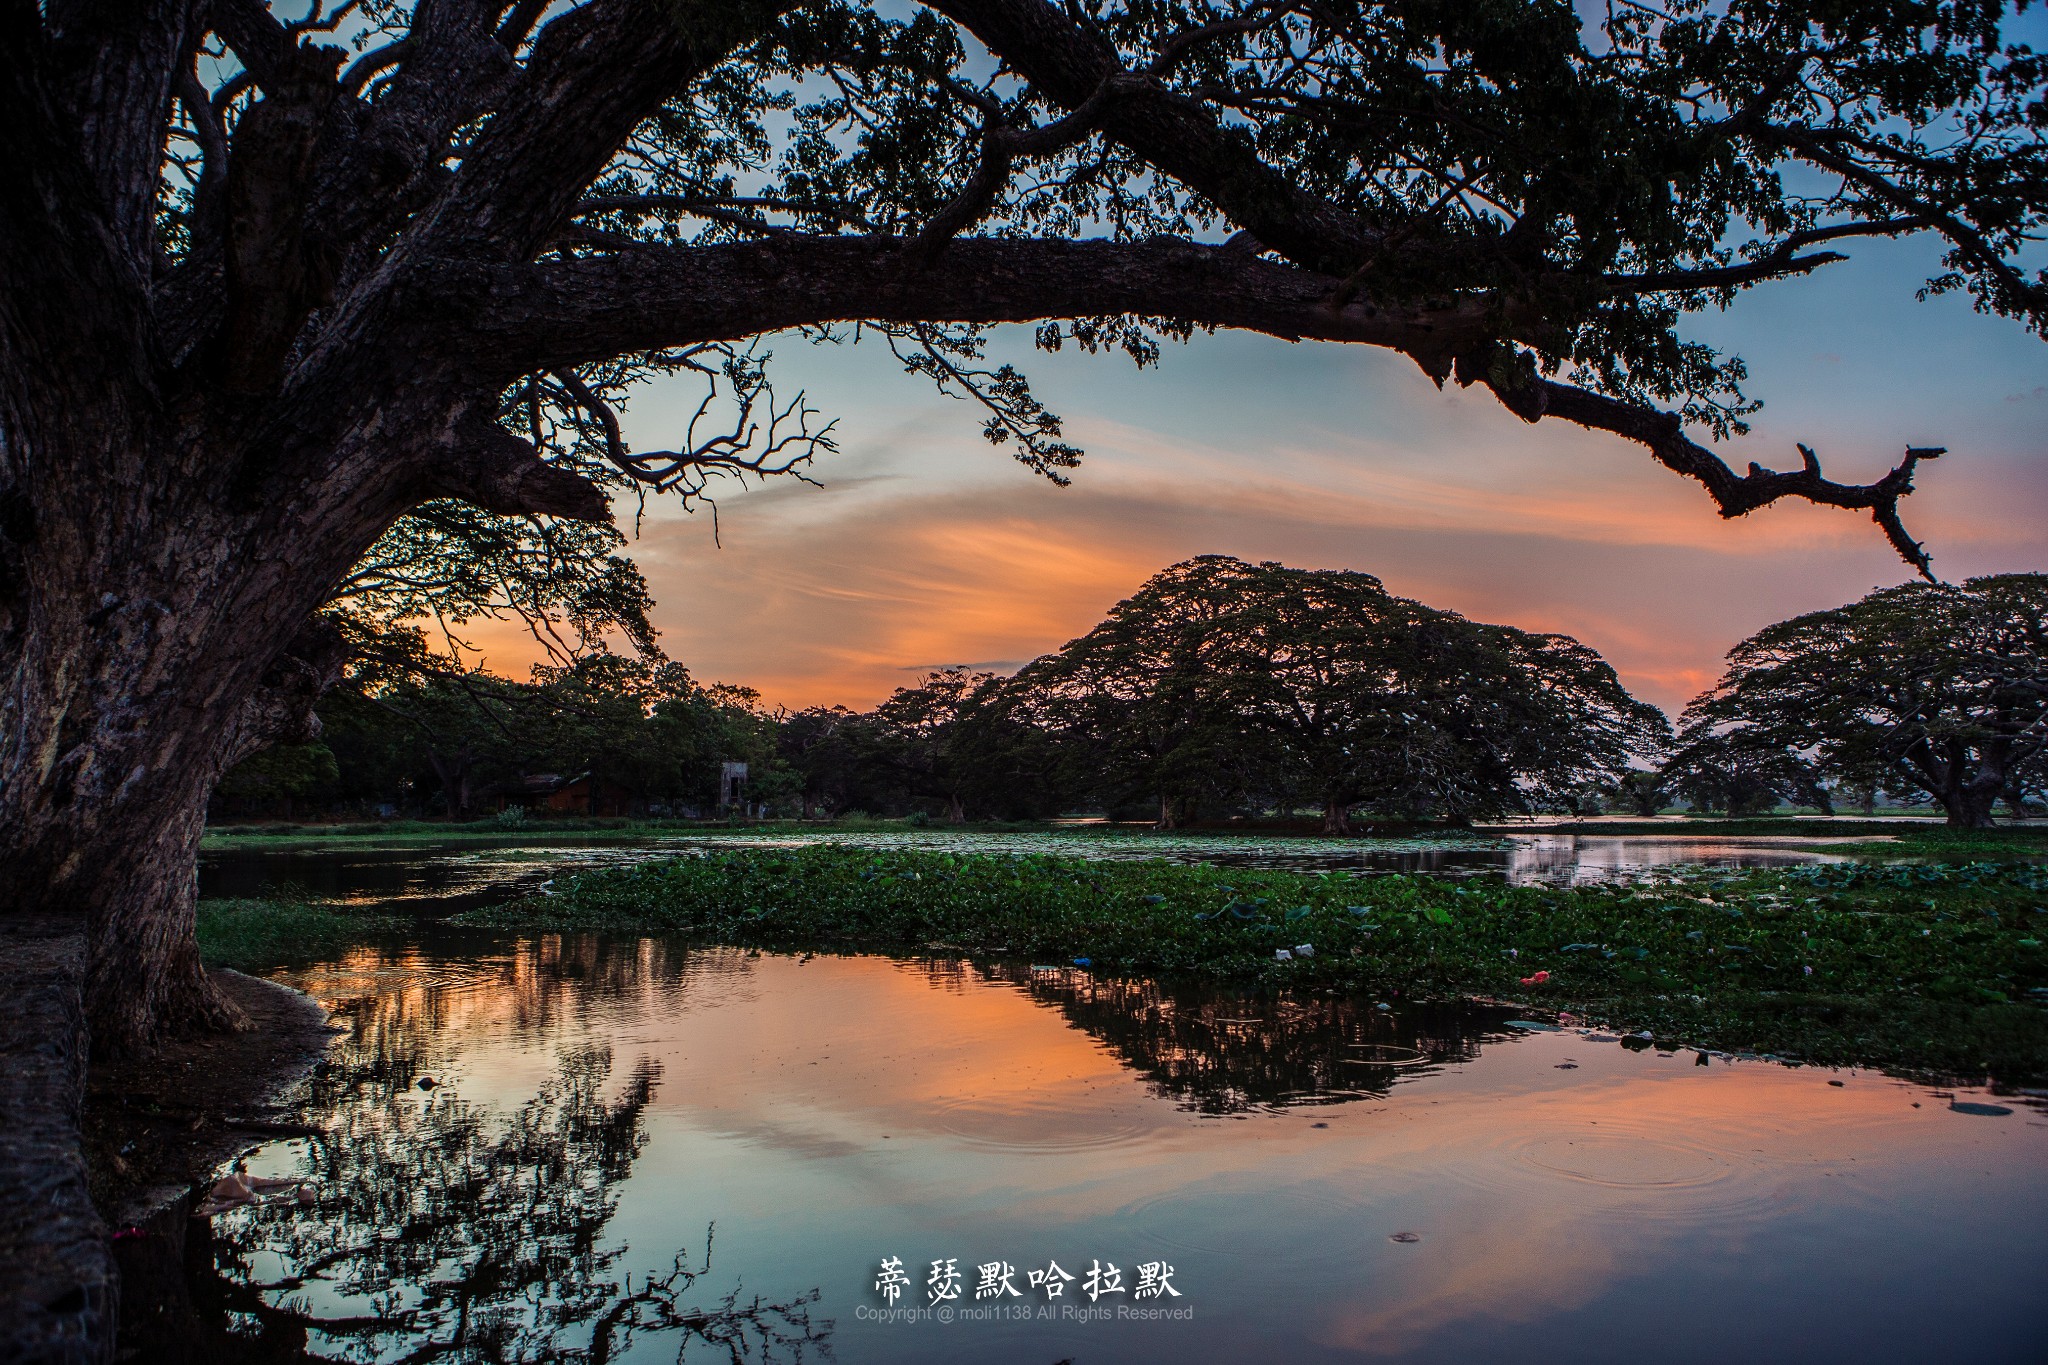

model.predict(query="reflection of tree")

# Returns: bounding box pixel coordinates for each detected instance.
[206,1038,828,1363]
[965,964,1515,1115]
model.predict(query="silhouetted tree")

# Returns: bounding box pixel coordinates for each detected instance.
[1677,575,2048,827]
[1003,558,1666,827]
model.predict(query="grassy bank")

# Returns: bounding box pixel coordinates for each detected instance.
[459,846,2048,1081]
[198,814,1063,851]
[196,896,401,972]
[199,814,2048,861]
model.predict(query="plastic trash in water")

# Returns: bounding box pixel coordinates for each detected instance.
[1519,970,1551,985]
[1275,948,1294,961]
[1294,943,1315,957]
[1072,957,1092,967]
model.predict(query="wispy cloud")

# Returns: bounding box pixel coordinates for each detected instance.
[459,294,2045,717]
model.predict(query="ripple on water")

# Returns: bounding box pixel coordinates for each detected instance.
[929,1092,1163,1154]
[1342,1044,1430,1068]
[1436,1121,1781,1224]
[1120,1183,1367,1259]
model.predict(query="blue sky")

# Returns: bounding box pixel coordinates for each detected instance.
[517,226,2044,717]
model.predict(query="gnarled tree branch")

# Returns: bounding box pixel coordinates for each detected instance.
[425,412,611,521]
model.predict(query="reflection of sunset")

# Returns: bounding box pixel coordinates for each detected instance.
[278,941,2047,1362]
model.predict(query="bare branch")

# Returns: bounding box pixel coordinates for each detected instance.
[548,356,836,500]
[1778,130,2047,323]
[925,0,1384,275]
[495,0,551,53]
[419,0,799,263]
[339,40,410,98]
[575,193,883,233]
[1144,5,1285,77]
[909,71,1141,261]
[1601,217,1928,293]
[174,62,228,241]
[1496,369,1945,579]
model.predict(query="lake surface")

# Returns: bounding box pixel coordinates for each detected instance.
[198,831,1862,913]
[208,934,2046,1364]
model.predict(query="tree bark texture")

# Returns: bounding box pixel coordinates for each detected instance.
[0,916,115,1365]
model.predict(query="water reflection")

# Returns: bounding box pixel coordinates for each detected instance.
[205,949,830,1363]
[204,935,2045,1365]
[1503,834,1855,884]
[199,830,1860,915]
[992,967,1514,1113]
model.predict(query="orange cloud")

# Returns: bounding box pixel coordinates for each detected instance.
[440,338,2046,716]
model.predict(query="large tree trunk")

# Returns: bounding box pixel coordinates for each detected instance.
[1937,780,2002,829]
[0,371,369,1054]
[1321,800,1352,835]
[1917,747,2007,829]
[0,542,350,1053]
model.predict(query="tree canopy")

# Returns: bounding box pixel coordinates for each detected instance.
[1677,574,2048,826]
[1003,556,1668,826]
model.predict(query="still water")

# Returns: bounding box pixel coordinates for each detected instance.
[212,935,2046,1364]
[198,831,1859,913]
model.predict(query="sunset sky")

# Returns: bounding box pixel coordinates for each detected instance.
[481,234,2046,717]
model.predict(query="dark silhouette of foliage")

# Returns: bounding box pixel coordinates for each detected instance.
[208,1022,829,1362]
[1677,574,2048,827]
[1003,557,1668,826]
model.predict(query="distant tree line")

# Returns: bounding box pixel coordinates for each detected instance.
[216,566,2048,831]
[217,557,1670,828]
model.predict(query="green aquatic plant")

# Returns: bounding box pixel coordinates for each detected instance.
[195,895,402,973]
[458,846,2048,1080]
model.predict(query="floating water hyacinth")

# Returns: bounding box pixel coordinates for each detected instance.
[441,842,2048,1078]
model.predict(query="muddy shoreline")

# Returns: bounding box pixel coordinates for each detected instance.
[83,970,337,1362]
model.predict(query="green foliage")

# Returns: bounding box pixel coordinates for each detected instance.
[769,1,2043,416]
[1000,557,1668,824]
[268,652,792,820]
[215,743,341,809]
[462,845,2048,1078]
[196,895,402,972]
[336,501,661,670]
[1678,574,2048,825]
